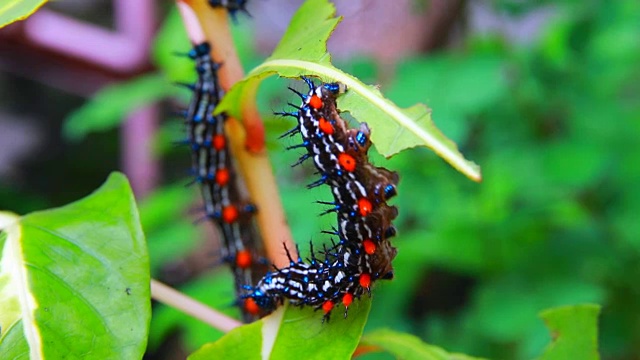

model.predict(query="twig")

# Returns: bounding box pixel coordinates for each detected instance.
[150,279,242,332]
[176,0,296,268]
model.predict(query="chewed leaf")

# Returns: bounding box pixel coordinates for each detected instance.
[0,173,150,359]
[0,0,46,29]
[217,0,481,181]
[538,304,601,360]
[189,298,371,360]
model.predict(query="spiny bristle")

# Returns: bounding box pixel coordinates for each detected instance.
[285,141,308,150]
[172,109,189,118]
[287,102,302,110]
[175,82,196,91]
[291,153,310,167]
[301,76,315,91]
[287,86,307,100]
[274,111,299,118]
[279,126,300,139]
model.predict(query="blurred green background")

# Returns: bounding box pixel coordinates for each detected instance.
[1,1,639,359]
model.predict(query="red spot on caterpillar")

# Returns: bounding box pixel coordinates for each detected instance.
[359,274,371,289]
[318,117,334,134]
[244,298,260,315]
[358,198,372,216]
[222,205,239,223]
[322,300,334,314]
[342,293,353,307]
[215,168,230,186]
[338,153,356,172]
[363,239,376,255]
[236,250,252,269]
[212,134,226,150]
[308,95,323,109]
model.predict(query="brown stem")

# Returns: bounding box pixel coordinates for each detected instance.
[176,0,295,268]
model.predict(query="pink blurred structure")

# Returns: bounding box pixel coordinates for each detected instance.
[0,0,159,198]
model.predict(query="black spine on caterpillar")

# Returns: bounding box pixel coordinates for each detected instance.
[182,42,267,322]
[243,77,400,321]
[208,0,250,21]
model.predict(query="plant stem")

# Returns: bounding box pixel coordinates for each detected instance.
[150,279,242,332]
[176,0,295,268]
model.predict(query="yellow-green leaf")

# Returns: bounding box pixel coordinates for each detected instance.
[538,304,601,360]
[0,0,46,29]
[217,0,481,181]
[361,329,487,360]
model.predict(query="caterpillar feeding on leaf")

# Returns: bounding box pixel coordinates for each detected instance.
[243,77,400,321]
[181,42,267,322]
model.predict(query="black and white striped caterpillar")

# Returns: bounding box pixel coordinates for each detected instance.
[243,78,399,321]
[182,42,267,322]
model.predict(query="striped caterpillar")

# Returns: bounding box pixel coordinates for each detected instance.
[243,78,399,321]
[182,42,267,322]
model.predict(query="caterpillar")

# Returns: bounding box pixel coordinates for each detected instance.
[243,77,399,321]
[182,42,267,322]
[208,0,249,20]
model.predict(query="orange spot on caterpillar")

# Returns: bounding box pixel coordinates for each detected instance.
[358,198,372,216]
[215,168,230,186]
[338,153,356,172]
[244,298,260,315]
[236,250,252,269]
[308,95,323,109]
[363,239,376,255]
[322,300,334,314]
[222,205,239,223]
[359,273,371,289]
[212,134,226,150]
[342,293,353,307]
[318,117,334,134]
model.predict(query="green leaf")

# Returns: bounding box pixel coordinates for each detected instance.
[63,74,178,141]
[538,304,601,360]
[217,0,481,181]
[0,172,151,359]
[0,0,46,28]
[361,329,486,360]
[190,298,371,360]
[152,6,195,83]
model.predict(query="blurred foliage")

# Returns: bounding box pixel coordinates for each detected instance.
[362,1,639,359]
[2,0,639,358]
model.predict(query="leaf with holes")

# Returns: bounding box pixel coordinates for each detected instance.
[0,172,150,359]
[217,0,481,181]
[538,304,601,360]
